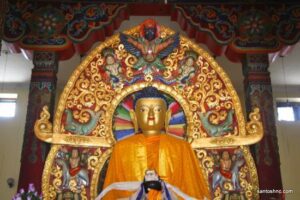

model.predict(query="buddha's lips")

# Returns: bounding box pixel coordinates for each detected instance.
[148,117,155,120]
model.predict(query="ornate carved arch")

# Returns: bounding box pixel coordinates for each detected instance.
[35,22,263,199]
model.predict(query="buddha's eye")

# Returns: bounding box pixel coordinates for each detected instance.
[154,107,161,112]
[140,107,148,112]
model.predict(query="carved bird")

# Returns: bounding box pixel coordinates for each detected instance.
[120,32,180,71]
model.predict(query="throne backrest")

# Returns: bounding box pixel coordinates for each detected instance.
[41,23,260,200]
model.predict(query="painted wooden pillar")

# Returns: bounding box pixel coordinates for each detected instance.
[0,0,8,54]
[242,54,283,199]
[17,51,58,193]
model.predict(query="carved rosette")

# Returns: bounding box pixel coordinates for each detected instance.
[37,24,262,199]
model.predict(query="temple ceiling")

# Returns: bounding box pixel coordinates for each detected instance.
[2,1,300,62]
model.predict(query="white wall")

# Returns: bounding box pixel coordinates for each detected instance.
[276,122,300,200]
[0,83,30,199]
[273,87,300,200]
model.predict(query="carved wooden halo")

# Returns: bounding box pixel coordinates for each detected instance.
[51,24,247,138]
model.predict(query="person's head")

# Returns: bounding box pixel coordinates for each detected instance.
[222,151,230,160]
[130,87,171,135]
[103,48,115,64]
[140,19,158,41]
[106,55,115,65]
[183,50,197,67]
[185,57,195,67]
[71,149,79,158]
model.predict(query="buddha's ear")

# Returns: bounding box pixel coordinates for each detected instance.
[165,109,171,133]
[129,109,138,133]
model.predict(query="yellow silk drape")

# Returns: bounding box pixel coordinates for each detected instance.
[103,134,210,199]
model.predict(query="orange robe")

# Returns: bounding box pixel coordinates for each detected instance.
[103,134,210,199]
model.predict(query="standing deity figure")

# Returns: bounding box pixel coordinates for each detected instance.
[56,148,89,191]
[212,150,244,192]
[100,87,210,199]
[69,149,82,177]
[120,19,179,74]
[220,151,233,179]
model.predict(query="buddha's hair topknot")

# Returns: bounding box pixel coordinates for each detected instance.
[134,86,168,108]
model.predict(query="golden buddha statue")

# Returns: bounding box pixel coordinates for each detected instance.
[102,87,210,199]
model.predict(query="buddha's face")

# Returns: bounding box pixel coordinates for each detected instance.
[135,98,167,135]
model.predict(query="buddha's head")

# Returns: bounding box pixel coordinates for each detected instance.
[130,87,171,135]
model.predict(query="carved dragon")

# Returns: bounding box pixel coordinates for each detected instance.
[64,109,101,135]
[199,110,234,137]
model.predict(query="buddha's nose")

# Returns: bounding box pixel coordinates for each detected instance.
[148,109,155,120]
